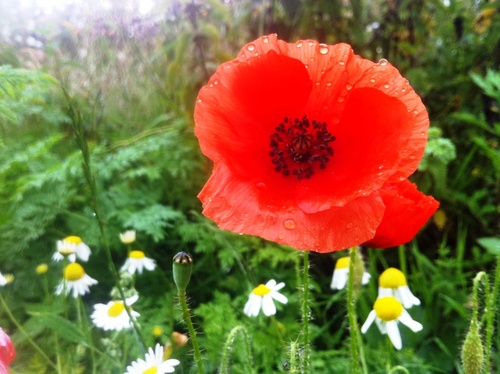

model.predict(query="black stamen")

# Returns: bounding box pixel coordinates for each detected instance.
[269,115,335,180]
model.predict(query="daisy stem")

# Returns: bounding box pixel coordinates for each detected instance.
[220,325,253,374]
[398,244,407,276]
[301,251,311,373]
[177,289,204,374]
[63,89,147,351]
[0,293,58,372]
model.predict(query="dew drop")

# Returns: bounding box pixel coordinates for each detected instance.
[413,109,419,114]
[319,44,329,54]
[238,232,244,236]
[337,96,345,103]
[308,41,314,46]
[256,182,266,189]
[346,222,353,229]
[197,99,202,103]
[326,82,332,87]
[247,44,255,52]
[263,36,269,43]
[401,88,406,93]
[304,64,309,69]
[338,61,345,66]
[213,79,219,85]
[379,58,388,66]
[378,165,384,170]
[284,219,296,230]
[345,84,353,91]
[384,84,390,89]
[296,41,303,48]
[315,82,320,86]
[369,78,376,83]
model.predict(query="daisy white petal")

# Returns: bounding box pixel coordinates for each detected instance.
[385,321,402,350]
[378,268,420,308]
[243,280,287,317]
[361,310,377,333]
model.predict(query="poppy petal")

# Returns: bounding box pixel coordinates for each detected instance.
[364,180,439,248]
[198,163,385,252]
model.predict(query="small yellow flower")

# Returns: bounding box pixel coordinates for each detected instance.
[121,250,156,274]
[36,264,49,275]
[152,326,163,337]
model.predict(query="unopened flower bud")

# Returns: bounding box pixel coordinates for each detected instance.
[461,330,484,374]
[173,252,193,291]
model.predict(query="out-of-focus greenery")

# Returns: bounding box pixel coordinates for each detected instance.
[0,0,499,373]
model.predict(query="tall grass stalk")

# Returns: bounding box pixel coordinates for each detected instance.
[62,88,147,351]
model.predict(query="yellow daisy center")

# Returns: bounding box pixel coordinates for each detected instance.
[379,267,407,288]
[143,367,157,374]
[252,284,271,296]
[130,250,146,259]
[335,257,350,269]
[64,263,85,281]
[107,301,125,317]
[36,264,48,274]
[152,326,163,337]
[64,236,83,245]
[374,296,403,321]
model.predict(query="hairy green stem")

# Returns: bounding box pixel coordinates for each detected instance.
[486,258,498,371]
[219,325,253,374]
[289,340,299,373]
[387,366,411,374]
[0,293,58,371]
[178,289,204,374]
[347,246,361,374]
[301,251,311,372]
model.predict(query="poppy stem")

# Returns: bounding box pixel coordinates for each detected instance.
[347,246,367,374]
[220,325,253,374]
[177,289,205,374]
[301,251,311,372]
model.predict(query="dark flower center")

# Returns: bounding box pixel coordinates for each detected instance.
[269,116,335,180]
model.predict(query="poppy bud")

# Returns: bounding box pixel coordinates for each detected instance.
[461,330,484,374]
[173,252,193,291]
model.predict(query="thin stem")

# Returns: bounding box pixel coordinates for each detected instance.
[347,246,360,374]
[178,289,204,374]
[0,293,58,371]
[485,259,497,371]
[289,340,299,373]
[398,245,407,276]
[301,251,311,373]
[219,325,253,374]
[62,88,147,351]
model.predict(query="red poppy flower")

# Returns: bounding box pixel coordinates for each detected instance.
[364,179,439,248]
[0,328,15,373]
[194,34,433,252]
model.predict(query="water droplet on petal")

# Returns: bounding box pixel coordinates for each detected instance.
[247,44,255,51]
[338,61,345,66]
[213,79,219,85]
[378,165,384,170]
[197,99,202,103]
[346,222,353,229]
[384,84,390,89]
[319,44,329,54]
[315,82,320,86]
[345,84,353,90]
[370,78,376,83]
[379,58,388,66]
[296,41,303,48]
[284,219,296,230]
[326,82,332,87]
[308,41,314,46]
[256,182,266,189]
[337,96,345,103]
[304,64,309,69]
[238,232,244,236]
[263,36,269,43]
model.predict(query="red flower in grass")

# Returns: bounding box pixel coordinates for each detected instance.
[194,34,436,252]
[0,328,15,373]
[364,180,439,248]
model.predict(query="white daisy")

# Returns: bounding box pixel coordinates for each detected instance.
[124,343,180,374]
[91,295,140,331]
[120,230,136,244]
[121,250,156,274]
[330,256,371,290]
[55,263,98,298]
[361,296,423,350]
[52,236,91,263]
[378,267,420,308]
[243,279,288,317]
[0,273,8,286]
